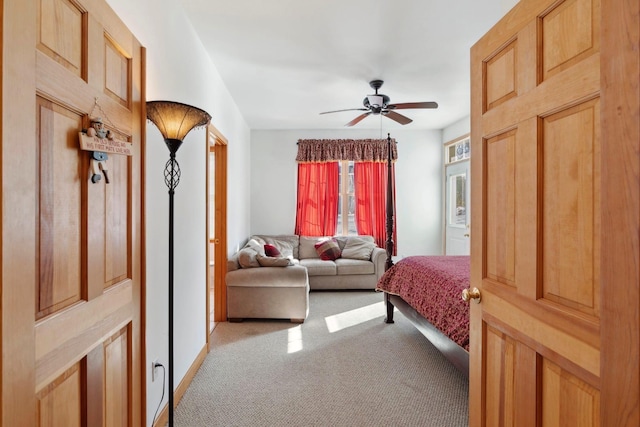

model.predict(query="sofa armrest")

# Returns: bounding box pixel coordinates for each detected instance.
[226,265,308,288]
[227,251,241,272]
[371,247,387,280]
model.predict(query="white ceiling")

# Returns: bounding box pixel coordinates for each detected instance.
[181,0,517,130]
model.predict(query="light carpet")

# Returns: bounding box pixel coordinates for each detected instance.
[174,290,468,426]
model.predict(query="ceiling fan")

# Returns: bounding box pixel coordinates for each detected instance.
[319,79,438,127]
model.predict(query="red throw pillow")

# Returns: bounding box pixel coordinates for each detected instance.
[264,244,281,257]
[314,238,341,261]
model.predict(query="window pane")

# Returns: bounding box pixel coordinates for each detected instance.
[449,173,467,226]
[348,214,357,234]
[337,160,357,236]
[348,162,354,193]
[337,196,342,235]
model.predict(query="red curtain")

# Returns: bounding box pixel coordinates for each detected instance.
[354,162,397,254]
[294,162,339,236]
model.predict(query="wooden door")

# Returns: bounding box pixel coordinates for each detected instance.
[470,0,604,424]
[2,0,145,425]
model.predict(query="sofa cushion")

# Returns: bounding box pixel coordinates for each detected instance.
[335,258,375,275]
[299,258,337,276]
[335,235,374,251]
[264,244,281,257]
[238,248,261,268]
[257,254,292,267]
[341,237,376,260]
[299,236,323,259]
[253,235,299,259]
[314,238,341,260]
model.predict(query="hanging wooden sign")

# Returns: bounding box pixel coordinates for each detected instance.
[78,129,133,156]
[78,115,132,184]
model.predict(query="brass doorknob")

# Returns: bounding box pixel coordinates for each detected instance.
[462,287,481,303]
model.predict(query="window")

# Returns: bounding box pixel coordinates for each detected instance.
[295,138,396,251]
[445,136,470,164]
[336,160,356,235]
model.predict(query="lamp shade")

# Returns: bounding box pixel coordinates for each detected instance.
[147,100,211,142]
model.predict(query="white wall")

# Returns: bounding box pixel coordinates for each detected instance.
[251,128,444,256]
[442,115,470,143]
[105,1,251,425]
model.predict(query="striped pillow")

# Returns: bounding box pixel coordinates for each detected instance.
[314,238,341,261]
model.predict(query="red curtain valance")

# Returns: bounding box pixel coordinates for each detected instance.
[296,138,398,163]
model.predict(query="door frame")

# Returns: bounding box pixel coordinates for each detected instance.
[442,134,470,254]
[205,124,228,351]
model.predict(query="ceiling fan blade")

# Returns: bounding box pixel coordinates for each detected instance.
[388,101,438,110]
[320,108,368,115]
[384,111,413,125]
[345,112,371,127]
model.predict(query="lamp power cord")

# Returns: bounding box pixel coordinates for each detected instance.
[151,362,166,426]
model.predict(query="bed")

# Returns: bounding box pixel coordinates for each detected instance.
[377,134,470,375]
[375,256,470,375]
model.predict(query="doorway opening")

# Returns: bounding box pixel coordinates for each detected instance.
[443,135,470,255]
[206,124,228,346]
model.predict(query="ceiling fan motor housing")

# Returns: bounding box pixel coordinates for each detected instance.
[363,94,390,110]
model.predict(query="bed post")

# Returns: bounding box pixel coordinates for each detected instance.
[384,133,395,271]
[384,133,395,324]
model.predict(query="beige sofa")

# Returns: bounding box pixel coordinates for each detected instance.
[226,234,386,322]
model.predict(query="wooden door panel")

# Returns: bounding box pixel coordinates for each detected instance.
[485,130,516,286]
[484,41,518,111]
[542,358,600,425]
[104,151,130,289]
[36,363,83,427]
[541,99,600,317]
[104,36,131,107]
[104,327,129,427]
[37,97,85,319]
[541,0,600,80]
[484,326,517,426]
[484,324,540,427]
[37,0,86,78]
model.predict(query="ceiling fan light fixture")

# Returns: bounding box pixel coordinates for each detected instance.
[366,95,384,108]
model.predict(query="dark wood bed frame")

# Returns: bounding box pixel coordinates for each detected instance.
[382,134,470,376]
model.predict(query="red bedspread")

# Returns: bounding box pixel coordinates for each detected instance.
[375,256,470,350]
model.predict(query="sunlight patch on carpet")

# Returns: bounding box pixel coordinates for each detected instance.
[287,325,303,353]
[324,301,395,333]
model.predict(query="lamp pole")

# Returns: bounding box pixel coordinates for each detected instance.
[164,142,181,427]
[146,101,211,427]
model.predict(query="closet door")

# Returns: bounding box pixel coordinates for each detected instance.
[2,0,144,425]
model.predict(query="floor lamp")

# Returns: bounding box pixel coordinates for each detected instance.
[146,101,211,427]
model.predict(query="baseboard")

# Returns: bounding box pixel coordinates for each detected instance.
[152,344,208,427]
